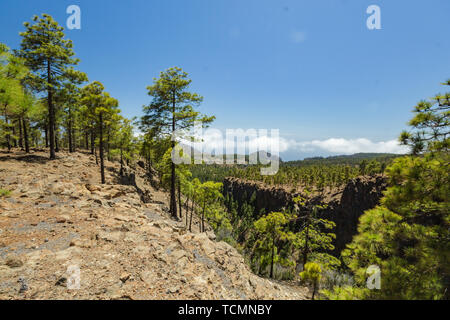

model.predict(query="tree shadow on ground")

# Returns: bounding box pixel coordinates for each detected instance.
[0,153,52,164]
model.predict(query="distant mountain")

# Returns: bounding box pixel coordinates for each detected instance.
[284,153,401,167]
[177,144,282,165]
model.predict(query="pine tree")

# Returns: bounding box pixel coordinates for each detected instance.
[292,196,339,270]
[253,211,293,278]
[328,80,450,300]
[81,81,119,184]
[300,262,322,300]
[18,14,81,159]
[400,80,449,154]
[0,43,28,151]
[141,67,215,219]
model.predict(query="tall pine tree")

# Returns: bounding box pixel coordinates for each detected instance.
[18,14,81,159]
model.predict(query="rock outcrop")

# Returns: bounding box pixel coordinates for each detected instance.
[223,175,388,253]
[0,150,308,300]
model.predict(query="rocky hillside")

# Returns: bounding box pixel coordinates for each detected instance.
[0,150,308,300]
[223,175,388,253]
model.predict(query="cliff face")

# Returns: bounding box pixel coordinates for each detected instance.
[223,175,388,253]
[327,175,388,252]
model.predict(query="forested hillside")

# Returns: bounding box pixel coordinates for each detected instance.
[0,13,448,301]
[191,152,397,190]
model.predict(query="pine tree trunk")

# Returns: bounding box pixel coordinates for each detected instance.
[185,196,190,227]
[178,182,182,219]
[90,127,95,155]
[201,203,206,233]
[47,60,56,160]
[23,117,29,153]
[270,234,275,278]
[170,95,177,219]
[18,118,23,150]
[106,128,110,161]
[12,125,17,147]
[45,123,48,148]
[99,113,105,184]
[303,224,309,269]
[120,147,124,176]
[72,125,76,152]
[4,108,11,152]
[312,282,317,300]
[189,194,195,232]
[68,106,73,153]
[54,122,59,153]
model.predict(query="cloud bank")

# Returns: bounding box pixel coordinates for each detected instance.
[180,128,408,159]
[288,138,408,155]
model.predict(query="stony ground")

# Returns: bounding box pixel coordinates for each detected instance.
[0,149,308,300]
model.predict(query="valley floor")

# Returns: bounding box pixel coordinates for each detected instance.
[0,149,308,300]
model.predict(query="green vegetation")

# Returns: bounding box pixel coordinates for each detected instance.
[300,262,322,300]
[223,191,339,281]
[18,14,85,159]
[140,67,215,218]
[292,196,339,270]
[1,12,447,301]
[253,211,293,278]
[191,153,397,190]
[1,14,136,185]
[322,80,449,300]
[0,189,11,197]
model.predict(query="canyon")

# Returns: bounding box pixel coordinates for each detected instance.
[223,175,388,253]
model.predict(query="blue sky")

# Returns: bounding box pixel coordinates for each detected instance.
[1,0,449,160]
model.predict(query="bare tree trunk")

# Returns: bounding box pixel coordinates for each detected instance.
[303,224,310,269]
[106,128,110,161]
[23,117,30,153]
[185,196,190,227]
[311,282,317,300]
[12,125,17,147]
[169,92,178,219]
[201,203,206,233]
[4,108,11,152]
[90,127,95,155]
[189,194,195,232]
[178,182,182,219]
[120,147,124,176]
[71,118,76,152]
[47,60,56,159]
[45,123,48,148]
[54,122,59,153]
[18,118,23,150]
[270,234,275,278]
[68,106,74,153]
[99,113,105,184]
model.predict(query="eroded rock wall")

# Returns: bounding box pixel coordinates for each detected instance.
[223,175,388,253]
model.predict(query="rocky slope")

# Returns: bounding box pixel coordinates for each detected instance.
[223,175,388,253]
[0,150,308,300]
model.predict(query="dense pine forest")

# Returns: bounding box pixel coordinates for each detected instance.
[0,13,449,300]
[191,153,398,189]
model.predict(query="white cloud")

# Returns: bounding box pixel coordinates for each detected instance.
[288,138,408,154]
[178,128,407,157]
